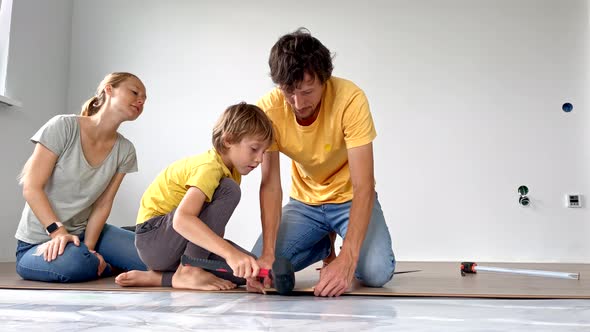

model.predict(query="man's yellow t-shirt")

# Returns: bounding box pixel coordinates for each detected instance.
[257,76,376,204]
[136,149,241,224]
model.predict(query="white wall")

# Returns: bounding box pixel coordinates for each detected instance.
[68,0,589,263]
[1,0,587,263]
[0,0,72,261]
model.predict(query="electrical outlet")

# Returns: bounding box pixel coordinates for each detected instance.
[565,194,582,208]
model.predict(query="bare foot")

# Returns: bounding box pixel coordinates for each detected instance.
[115,270,162,287]
[323,232,338,267]
[172,264,237,291]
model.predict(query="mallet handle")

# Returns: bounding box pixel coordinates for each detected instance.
[181,255,270,278]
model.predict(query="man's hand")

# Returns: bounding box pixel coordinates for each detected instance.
[246,254,274,294]
[314,253,356,297]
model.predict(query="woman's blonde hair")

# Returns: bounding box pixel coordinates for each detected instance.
[80,72,141,116]
[212,102,274,153]
[18,72,141,184]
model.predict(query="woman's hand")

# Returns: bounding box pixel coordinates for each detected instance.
[39,229,80,262]
[89,250,109,276]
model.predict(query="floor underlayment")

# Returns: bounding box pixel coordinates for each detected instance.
[0,261,588,298]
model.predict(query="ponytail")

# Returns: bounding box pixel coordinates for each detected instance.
[81,96,97,116]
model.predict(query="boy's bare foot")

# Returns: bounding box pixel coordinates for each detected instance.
[322,232,338,267]
[172,264,237,291]
[115,270,162,287]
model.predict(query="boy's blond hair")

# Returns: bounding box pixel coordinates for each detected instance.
[212,102,274,153]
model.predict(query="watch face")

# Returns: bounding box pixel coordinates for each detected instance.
[46,222,59,233]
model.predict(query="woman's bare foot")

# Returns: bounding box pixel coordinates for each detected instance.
[172,264,236,291]
[115,270,162,287]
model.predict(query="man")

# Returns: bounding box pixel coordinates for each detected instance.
[250,28,395,297]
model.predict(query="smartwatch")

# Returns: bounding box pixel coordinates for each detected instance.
[45,221,64,235]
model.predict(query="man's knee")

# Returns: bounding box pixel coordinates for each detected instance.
[251,235,263,257]
[355,255,396,287]
[251,233,292,260]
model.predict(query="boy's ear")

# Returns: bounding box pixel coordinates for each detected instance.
[222,134,234,149]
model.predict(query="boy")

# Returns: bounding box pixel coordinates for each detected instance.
[116,102,273,290]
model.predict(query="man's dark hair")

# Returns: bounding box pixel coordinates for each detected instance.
[269,28,334,91]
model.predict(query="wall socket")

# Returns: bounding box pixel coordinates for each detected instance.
[565,194,582,208]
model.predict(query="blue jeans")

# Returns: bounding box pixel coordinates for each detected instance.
[16,224,147,283]
[252,194,396,287]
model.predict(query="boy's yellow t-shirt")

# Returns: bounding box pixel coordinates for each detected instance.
[136,149,241,224]
[257,77,376,204]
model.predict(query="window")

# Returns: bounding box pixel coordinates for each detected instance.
[0,0,11,94]
[0,0,20,106]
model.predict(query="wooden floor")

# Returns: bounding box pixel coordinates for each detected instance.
[0,261,588,298]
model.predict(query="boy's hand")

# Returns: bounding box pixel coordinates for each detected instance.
[225,250,260,279]
[246,255,274,294]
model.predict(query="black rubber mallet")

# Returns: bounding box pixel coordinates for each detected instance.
[181,255,295,295]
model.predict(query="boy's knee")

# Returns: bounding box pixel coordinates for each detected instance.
[216,178,241,204]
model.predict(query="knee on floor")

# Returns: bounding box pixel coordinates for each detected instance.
[17,257,99,283]
[355,256,396,287]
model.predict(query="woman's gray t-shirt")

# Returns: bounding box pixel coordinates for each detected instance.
[15,114,138,244]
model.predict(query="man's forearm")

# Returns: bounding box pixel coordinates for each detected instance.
[340,186,375,262]
[259,186,282,258]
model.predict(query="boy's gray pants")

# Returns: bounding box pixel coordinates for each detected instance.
[135,178,254,286]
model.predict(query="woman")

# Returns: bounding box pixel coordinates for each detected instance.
[15,72,148,282]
